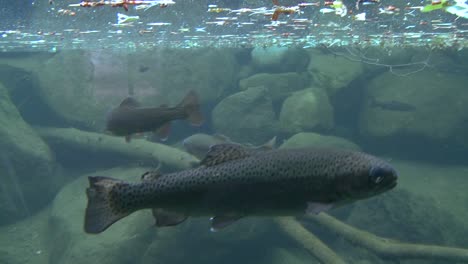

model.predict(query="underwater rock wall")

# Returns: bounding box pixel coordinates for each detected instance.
[0,80,66,226]
[1,47,468,264]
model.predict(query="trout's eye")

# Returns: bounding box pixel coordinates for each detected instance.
[369,166,393,184]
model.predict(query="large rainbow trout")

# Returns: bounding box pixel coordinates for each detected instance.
[84,145,397,234]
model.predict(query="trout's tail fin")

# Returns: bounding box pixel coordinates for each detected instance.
[84,176,132,234]
[178,90,203,126]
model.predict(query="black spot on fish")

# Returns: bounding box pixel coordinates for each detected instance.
[139,65,149,73]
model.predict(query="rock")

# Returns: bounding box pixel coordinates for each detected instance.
[34,50,128,129]
[358,69,468,143]
[264,247,317,264]
[251,46,289,68]
[0,52,55,74]
[142,218,275,264]
[48,167,156,264]
[345,189,465,246]
[239,72,309,101]
[0,208,50,264]
[0,82,62,226]
[308,49,364,95]
[279,88,334,134]
[34,48,238,130]
[212,86,278,144]
[251,47,310,73]
[128,48,238,106]
[280,132,360,150]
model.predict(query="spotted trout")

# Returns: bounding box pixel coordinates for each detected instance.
[84,145,398,234]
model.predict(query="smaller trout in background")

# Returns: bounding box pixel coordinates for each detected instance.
[106,90,203,142]
[182,133,277,159]
[370,97,416,112]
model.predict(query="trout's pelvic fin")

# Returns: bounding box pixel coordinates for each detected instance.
[84,176,132,234]
[200,143,252,166]
[152,209,188,227]
[210,214,244,232]
[119,97,141,108]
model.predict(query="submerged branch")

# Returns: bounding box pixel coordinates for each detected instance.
[306,213,468,262]
[275,217,347,264]
[36,127,198,170]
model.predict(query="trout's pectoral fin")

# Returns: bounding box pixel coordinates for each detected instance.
[152,208,187,227]
[201,144,251,167]
[119,97,141,108]
[209,214,243,232]
[258,136,277,150]
[306,202,334,215]
[155,122,171,141]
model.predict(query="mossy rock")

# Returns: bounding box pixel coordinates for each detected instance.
[280,132,360,150]
[212,86,278,144]
[128,48,239,106]
[0,82,62,226]
[279,88,334,134]
[239,72,309,101]
[48,167,156,264]
[308,49,364,95]
[359,69,468,142]
[251,47,310,73]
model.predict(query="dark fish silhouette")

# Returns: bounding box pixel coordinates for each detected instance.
[106,90,203,142]
[84,145,398,234]
[370,97,416,112]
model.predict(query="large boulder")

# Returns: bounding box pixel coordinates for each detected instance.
[251,47,310,73]
[345,189,465,246]
[239,72,309,101]
[0,82,62,226]
[34,50,127,129]
[359,69,468,144]
[280,132,360,150]
[48,167,156,264]
[128,48,239,106]
[279,88,334,134]
[0,208,51,264]
[212,86,278,144]
[34,48,238,130]
[308,49,364,95]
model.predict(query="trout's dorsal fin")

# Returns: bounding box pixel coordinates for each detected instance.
[200,143,251,166]
[119,97,140,108]
[253,136,277,151]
